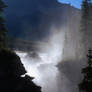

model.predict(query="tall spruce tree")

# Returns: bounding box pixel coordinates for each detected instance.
[87,1,92,48]
[79,49,92,92]
[80,0,91,57]
[0,0,8,49]
[81,0,90,28]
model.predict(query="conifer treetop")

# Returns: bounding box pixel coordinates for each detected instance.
[0,0,7,9]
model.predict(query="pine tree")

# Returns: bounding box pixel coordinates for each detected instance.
[79,0,91,57]
[87,2,92,48]
[79,49,92,92]
[0,0,8,49]
[81,0,90,28]
[81,0,92,49]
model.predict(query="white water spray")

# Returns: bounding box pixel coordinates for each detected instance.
[16,28,65,92]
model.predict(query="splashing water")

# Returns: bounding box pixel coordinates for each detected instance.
[16,28,65,92]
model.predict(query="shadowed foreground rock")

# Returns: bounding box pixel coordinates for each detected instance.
[0,49,41,92]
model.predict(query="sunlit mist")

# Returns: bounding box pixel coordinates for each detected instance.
[16,27,65,92]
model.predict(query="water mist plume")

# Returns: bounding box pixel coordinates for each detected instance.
[16,27,65,92]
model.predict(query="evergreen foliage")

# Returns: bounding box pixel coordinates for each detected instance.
[81,0,89,26]
[0,0,8,49]
[79,49,92,92]
[80,0,92,49]
[80,0,90,40]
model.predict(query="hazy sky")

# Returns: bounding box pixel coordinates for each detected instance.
[58,0,82,9]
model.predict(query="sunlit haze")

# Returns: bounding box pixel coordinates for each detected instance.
[16,27,65,92]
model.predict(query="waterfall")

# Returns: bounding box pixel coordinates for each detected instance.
[16,27,65,92]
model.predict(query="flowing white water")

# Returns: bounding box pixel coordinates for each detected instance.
[16,28,65,92]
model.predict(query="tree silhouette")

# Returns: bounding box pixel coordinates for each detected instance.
[81,0,90,31]
[80,0,92,50]
[0,0,8,49]
[79,49,92,92]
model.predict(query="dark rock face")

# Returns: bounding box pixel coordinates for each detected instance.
[0,75,41,92]
[0,49,41,92]
[4,0,81,41]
